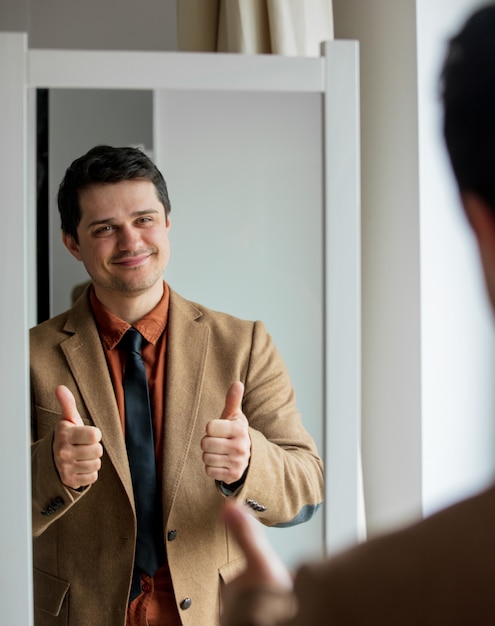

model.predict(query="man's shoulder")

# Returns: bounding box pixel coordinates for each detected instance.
[30,310,71,339]
[169,287,261,330]
[30,297,94,345]
[401,482,495,546]
[314,483,495,581]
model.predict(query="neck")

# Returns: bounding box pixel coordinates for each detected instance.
[93,281,164,323]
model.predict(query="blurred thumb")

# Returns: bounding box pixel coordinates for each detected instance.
[223,500,266,562]
[55,384,84,427]
[221,381,244,420]
[223,500,293,590]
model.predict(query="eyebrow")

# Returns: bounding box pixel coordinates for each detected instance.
[86,209,160,229]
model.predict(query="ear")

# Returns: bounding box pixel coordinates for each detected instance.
[62,232,82,261]
[462,192,495,244]
[462,192,495,312]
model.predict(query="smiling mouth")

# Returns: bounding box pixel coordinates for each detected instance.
[112,251,153,267]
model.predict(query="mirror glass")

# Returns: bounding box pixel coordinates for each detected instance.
[37,87,325,566]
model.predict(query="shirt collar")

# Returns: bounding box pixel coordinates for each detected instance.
[90,281,170,350]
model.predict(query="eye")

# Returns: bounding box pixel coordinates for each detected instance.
[93,225,115,237]
[136,216,154,226]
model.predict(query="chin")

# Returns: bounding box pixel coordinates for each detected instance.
[122,274,164,293]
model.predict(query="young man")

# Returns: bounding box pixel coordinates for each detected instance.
[221,4,495,625]
[30,145,323,626]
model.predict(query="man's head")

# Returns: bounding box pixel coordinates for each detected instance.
[59,146,173,315]
[58,145,171,243]
[441,4,495,211]
[441,4,495,310]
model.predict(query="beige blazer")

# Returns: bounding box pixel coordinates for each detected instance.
[222,484,495,626]
[30,287,323,626]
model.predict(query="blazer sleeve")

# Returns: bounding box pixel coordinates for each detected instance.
[31,427,87,537]
[29,314,92,538]
[233,320,324,527]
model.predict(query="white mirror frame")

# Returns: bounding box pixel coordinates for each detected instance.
[0,33,360,625]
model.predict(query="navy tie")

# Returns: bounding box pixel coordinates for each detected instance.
[120,328,164,601]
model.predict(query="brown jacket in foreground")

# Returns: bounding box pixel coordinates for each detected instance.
[222,484,495,626]
[30,286,323,626]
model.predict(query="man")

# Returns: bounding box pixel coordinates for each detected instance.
[221,4,495,625]
[30,145,323,626]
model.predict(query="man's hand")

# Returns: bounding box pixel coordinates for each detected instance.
[53,384,103,490]
[222,500,293,590]
[201,381,251,485]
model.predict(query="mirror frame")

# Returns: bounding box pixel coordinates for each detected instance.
[0,33,360,625]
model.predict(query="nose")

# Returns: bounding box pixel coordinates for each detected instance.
[117,225,141,251]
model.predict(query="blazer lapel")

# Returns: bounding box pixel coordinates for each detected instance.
[61,299,134,504]
[162,290,209,521]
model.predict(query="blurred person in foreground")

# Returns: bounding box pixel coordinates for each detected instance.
[221,4,495,625]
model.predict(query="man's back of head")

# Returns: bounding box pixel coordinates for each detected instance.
[441,3,495,212]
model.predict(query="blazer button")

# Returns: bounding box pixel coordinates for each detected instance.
[167,529,177,541]
[180,597,192,610]
[245,498,267,512]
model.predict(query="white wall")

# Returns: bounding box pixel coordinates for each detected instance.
[416,0,495,516]
[0,0,27,29]
[334,0,423,536]
[1,0,177,50]
[334,0,495,537]
[30,0,177,51]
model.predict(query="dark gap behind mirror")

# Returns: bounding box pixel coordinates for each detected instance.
[36,88,50,323]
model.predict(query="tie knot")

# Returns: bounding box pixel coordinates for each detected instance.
[121,327,144,354]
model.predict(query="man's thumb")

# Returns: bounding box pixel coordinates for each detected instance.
[222,500,293,590]
[223,500,264,561]
[221,381,244,420]
[55,384,84,427]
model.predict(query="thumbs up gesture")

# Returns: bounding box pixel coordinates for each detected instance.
[53,385,103,490]
[201,381,251,485]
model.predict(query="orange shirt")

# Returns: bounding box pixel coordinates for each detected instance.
[90,284,169,474]
[90,283,181,625]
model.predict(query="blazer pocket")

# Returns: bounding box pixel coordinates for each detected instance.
[33,567,70,617]
[34,405,92,440]
[219,556,246,584]
[34,406,63,440]
[218,557,246,615]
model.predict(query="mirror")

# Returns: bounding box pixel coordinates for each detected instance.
[37,85,325,566]
[2,42,358,622]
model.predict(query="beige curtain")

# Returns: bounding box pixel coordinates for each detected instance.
[177,0,334,56]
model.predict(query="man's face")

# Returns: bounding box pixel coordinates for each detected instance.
[63,179,171,299]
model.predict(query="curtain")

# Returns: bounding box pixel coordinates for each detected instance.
[177,0,334,56]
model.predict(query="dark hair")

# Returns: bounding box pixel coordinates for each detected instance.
[57,145,172,242]
[441,4,495,211]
